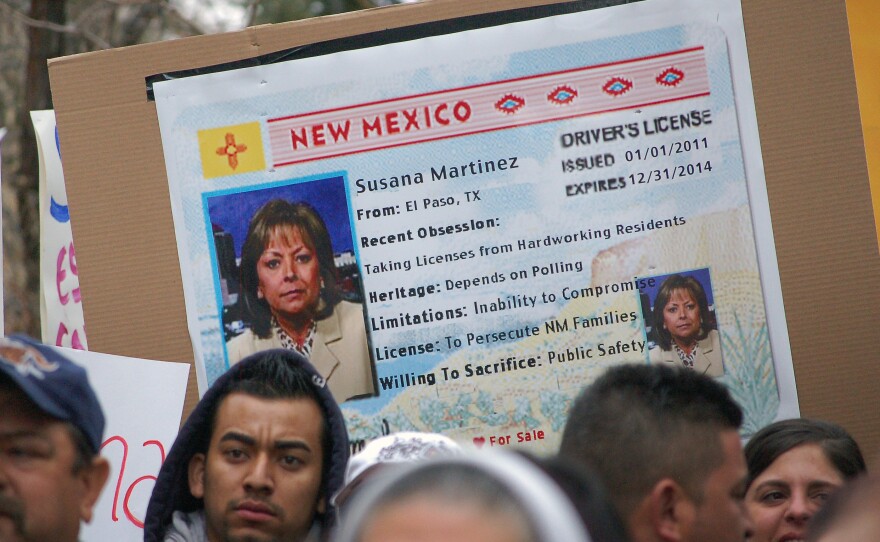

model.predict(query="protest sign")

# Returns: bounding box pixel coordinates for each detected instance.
[32,110,87,349]
[48,0,880,464]
[154,0,796,451]
[58,347,189,541]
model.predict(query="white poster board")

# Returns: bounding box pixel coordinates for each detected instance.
[59,348,190,541]
[32,110,87,349]
[154,0,797,451]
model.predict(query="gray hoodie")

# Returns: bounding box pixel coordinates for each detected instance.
[143,349,350,542]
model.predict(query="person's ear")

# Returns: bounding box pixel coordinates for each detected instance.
[316,492,326,515]
[648,478,696,542]
[188,453,207,499]
[78,456,110,523]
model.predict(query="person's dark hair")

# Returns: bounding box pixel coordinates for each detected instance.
[559,363,743,519]
[651,274,713,350]
[239,199,341,337]
[201,350,332,499]
[744,418,866,489]
[520,453,628,542]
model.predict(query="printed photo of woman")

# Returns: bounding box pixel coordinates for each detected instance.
[226,198,376,402]
[648,272,724,377]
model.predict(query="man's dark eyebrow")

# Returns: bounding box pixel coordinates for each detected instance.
[275,440,311,452]
[0,429,52,442]
[0,430,56,454]
[216,432,311,453]
[219,431,255,446]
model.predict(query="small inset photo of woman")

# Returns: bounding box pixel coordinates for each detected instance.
[637,268,724,377]
[205,174,377,402]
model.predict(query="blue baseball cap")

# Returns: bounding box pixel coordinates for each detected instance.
[0,334,105,453]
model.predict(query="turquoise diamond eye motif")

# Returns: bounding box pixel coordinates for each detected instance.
[656,67,684,87]
[547,85,578,105]
[602,77,632,96]
[495,94,525,114]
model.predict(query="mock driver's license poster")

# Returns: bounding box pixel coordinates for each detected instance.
[154,0,798,452]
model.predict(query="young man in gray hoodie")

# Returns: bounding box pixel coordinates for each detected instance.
[144,349,350,542]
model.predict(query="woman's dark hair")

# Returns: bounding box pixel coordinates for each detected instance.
[239,199,341,337]
[651,273,713,350]
[745,418,867,488]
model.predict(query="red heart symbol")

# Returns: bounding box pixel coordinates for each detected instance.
[473,437,486,448]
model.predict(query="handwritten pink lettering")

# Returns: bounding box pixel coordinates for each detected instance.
[55,322,85,349]
[100,436,167,529]
[56,242,82,305]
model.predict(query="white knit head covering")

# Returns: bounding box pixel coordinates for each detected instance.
[334,449,593,542]
[343,431,463,486]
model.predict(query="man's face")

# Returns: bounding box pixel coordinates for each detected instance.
[0,386,106,542]
[687,430,754,542]
[189,392,326,542]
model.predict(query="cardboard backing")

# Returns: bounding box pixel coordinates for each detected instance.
[47,0,880,466]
